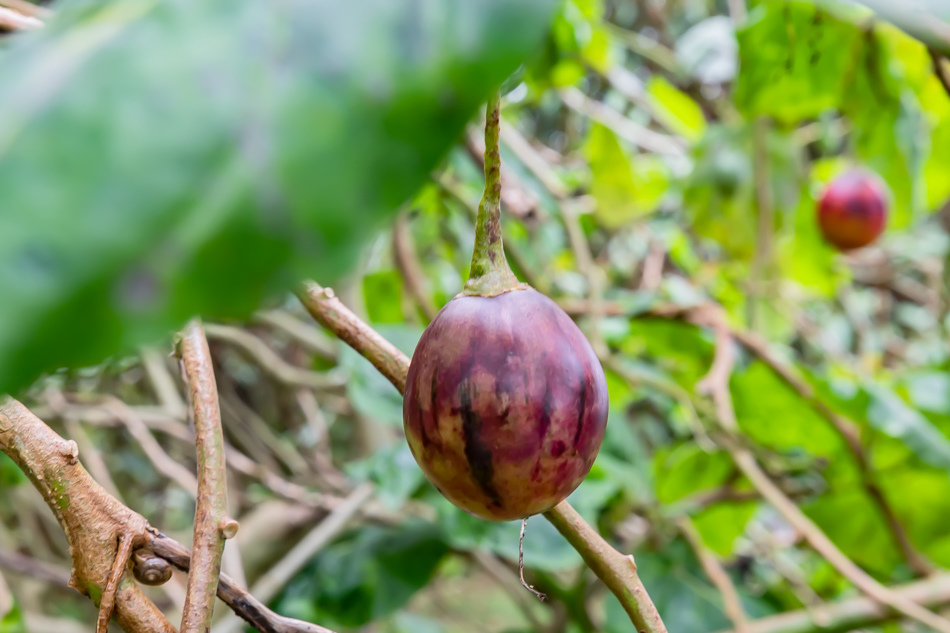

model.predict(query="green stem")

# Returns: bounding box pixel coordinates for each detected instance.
[462,90,526,297]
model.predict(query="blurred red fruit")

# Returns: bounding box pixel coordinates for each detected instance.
[816,169,888,251]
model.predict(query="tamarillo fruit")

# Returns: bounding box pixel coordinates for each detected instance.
[817,169,888,251]
[402,93,608,521]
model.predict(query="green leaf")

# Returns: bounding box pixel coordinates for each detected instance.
[864,383,950,472]
[363,271,406,324]
[0,599,24,633]
[0,453,26,488]
[0,0,557,395]
[647,76,707,142]
[731,362,848,465]
[734,1,861,123]
[584,124,668,228]
[275,522,450,628]
[347,442,426,511]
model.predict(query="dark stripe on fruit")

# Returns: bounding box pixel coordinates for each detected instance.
[573,383,587,449]
[459,382,502,507]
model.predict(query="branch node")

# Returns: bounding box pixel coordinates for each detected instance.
[219,518,240,540]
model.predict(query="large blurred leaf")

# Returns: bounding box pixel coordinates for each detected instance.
[0,0,557,395]
[734,1,860,123]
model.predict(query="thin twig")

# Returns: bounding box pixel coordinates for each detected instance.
[297,280,667,632]
[203,323,345,390]
[96,532,134,633]
[297,282,411,393]
[472,551,548,632]
[691,314,950,632]
[393,211,439,321]
[248,483,374,604]
[714,572,950,633]
[104,396,199,496]
[544,502,667,633]
[676,516,749,633]
[518,518,547,601]
[178,320,238,633]
[254,310,339,361]
[930,48,950,99]
[141,346,187,417]
[730,329,932,575]
[214,483,375,633]
[0,549,71,586]
[559,87,687,156]
[147,532,338,633]
[0,5,41,30]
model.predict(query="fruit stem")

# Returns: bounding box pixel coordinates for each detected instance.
[462,90,526,298]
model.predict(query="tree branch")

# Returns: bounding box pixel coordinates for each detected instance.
[715,572,950,633]
[178,320,238,633]
[543,502,666,633]
[97,532,134,633]
[689,312,950,633]
[0,399,175,633]
[676,516,749,633]
[297,281,667,633]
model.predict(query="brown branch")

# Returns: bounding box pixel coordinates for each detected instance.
[730,329,933,576]
[676,516,749,633]
[392,211,439,322]
[0,549,72,586]
[930,48,950,99]
[178,320,237,633]
[582,297,933,577]
[0,5,41,29]
[689,315,950,632]
[0,399,175,633]
[96,532,134,633]
[1,399,340,633]
[297,280,667,633]
[544,503,666,633]
[104,396,199,496]
[253,310,339,361]
[297,282,411,393]
[715,572,950,633]
[203,323,345,390]
[215,483,375,633]
[146,533,337,633]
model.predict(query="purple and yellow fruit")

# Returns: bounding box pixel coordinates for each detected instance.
[403,91,608,521]
[817,169,888,251]
[403,289,608,521]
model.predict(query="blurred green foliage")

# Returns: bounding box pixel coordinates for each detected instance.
[0,0,556,396]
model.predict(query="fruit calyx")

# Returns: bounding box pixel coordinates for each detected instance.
[462,90,529,299]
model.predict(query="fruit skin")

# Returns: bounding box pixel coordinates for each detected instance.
[817,169,888,251]
[403,288,609,521]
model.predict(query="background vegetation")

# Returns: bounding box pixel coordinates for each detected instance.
[1,0,950,632]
